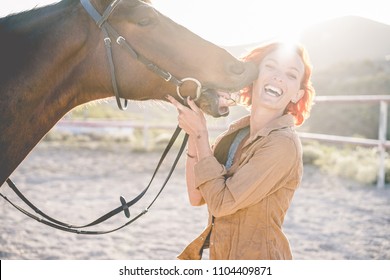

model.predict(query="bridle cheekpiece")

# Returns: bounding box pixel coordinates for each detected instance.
[80,0,203,110]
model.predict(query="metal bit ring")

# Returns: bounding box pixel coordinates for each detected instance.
[176,77,202,102]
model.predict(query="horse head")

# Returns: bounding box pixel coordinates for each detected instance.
[81,0,258,117]
[0,0,258,185]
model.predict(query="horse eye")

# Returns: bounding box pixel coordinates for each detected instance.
[137,17,151,26]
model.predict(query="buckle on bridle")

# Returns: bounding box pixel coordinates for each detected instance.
[116,36,125,44]
[163,72,172,82]
[104,37,111,46]
[176,77,202,102]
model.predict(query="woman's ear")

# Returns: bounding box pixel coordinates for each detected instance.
[292,89,304,104]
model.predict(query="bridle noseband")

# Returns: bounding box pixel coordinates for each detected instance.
[80,0,203,110]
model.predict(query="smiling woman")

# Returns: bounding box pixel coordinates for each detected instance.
[168,41,316,260]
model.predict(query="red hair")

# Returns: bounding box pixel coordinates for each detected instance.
[240,41,315,126]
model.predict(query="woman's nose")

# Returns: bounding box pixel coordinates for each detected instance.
[273,74,283,83]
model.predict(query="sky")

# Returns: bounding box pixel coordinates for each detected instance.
[1,0,389,45]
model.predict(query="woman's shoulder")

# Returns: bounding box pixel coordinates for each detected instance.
[268,127,301,146]
[265,128,302,158]
[247,127,301,154]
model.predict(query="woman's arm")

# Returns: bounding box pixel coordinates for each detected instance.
[185,136,205,206]
[166,95,212,205]
[195,134,300,217]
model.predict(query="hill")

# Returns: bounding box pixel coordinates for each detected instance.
[300,16,390,70]
[225,16,390,70]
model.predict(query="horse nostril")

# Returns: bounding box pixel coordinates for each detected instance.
[228,61,245,75]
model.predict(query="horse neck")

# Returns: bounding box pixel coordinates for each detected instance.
[0,0,98,185]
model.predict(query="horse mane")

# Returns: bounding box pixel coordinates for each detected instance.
[0,1,78,87]
[0,0,155,87]
[0,17,36,86]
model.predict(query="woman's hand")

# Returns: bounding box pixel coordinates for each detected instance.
[166,95,207,138]
[166,95,213,160]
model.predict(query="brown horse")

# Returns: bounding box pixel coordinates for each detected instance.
[0,0,258,186]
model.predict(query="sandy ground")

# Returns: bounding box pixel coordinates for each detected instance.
[1,141,389,260]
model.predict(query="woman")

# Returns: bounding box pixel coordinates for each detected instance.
[167,41,315,260]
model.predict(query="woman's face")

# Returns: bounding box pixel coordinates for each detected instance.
[252,48,305,114]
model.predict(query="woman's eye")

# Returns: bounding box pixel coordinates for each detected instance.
[286,72,297,80]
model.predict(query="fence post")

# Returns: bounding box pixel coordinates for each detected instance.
[143,110,150,150]
[377,101,388,189]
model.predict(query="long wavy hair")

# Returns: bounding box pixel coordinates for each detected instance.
[240,41,315,126]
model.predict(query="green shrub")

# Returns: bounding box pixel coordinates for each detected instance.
[302,143,325,165]
[303,142,389,185]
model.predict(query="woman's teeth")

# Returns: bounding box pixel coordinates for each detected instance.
[265,85,283,97]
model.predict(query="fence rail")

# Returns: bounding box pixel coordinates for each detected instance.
[301,95,389,189]
[58,95,390,188]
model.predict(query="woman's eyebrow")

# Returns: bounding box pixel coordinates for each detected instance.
[264,58,277,64]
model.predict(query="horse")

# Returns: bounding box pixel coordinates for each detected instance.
[0,0,258,187]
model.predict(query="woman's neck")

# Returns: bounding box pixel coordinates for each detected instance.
[249,107,283,137]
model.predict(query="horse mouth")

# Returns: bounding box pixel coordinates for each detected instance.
[196,88,238,118]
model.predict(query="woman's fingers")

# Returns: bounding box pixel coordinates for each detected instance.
[166,95,186,111]
[186,97,201,113]
[166,95,201,115]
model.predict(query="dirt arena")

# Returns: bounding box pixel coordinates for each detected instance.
[1,141,389,260]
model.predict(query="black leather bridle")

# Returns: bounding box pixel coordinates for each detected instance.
[80,0,204,110]
[0,0,202,235]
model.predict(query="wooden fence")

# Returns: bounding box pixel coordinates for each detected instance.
[58,95,390,189]
[301,95,390,189]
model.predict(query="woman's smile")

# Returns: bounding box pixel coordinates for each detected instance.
[264,84,284,97]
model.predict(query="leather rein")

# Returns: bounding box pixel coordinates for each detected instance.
[0,0,205,235]
[2,129,188,235]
